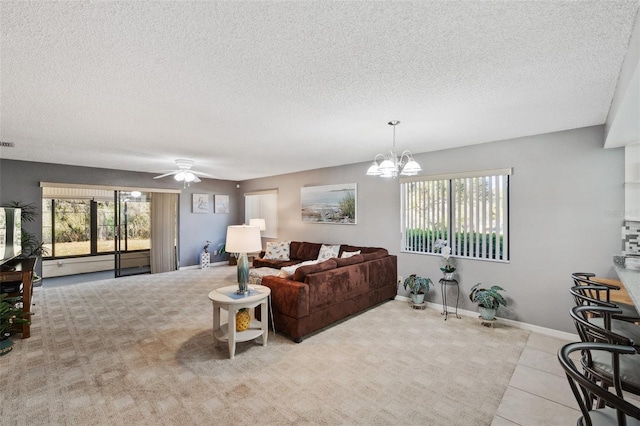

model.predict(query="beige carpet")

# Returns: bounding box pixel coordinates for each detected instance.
[1,266,529,425]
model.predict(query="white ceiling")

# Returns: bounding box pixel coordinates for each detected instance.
[1,1,639,181]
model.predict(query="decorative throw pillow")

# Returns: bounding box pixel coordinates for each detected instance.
[264,241,291,260]
[317,244,340,261]
[341,250,361,258]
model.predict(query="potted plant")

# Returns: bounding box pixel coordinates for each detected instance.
[440,246,456,279]
[403,274,433,304]
[0,294,29,355]
[469,283,507,320]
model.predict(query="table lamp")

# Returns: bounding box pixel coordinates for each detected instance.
[225,225,262,294]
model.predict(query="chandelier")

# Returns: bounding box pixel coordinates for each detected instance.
[366,121,421,178]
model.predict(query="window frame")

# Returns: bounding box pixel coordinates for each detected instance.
[400,168,511,263]
[42,196,151,260]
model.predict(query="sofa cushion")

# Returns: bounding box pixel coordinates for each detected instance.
[307,261,369,310]
[253,258,301,269]
[278,260,318,278]
[293,258,337,282]
[317,244,340,261]
[292,242,323,261]
[334,254,364,268]
[264,241,291,260]
[340,250,361,258]
[361,249,389,261]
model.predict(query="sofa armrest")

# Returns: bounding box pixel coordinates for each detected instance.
[261,276,310,318]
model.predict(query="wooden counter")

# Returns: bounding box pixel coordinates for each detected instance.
[0,257,36,338]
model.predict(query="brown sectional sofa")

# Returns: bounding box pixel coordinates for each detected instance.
[254,241,397,342]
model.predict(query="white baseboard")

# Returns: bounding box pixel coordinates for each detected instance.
[179,261,228,271]
[394,295,579,341]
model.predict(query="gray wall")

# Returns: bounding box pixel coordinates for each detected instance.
[0,159,242,269]
[240,125,624,333]
[0,125,624,332]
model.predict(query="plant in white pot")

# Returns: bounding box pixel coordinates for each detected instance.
[469,283,507,320]
[403,274,432,305]
[435,240,456,279]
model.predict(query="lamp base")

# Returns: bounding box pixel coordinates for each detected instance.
[236,253,250,295]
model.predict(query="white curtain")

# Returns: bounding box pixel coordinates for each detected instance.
[151,192,178,273]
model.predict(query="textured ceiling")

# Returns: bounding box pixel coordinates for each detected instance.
[1,1,639,181]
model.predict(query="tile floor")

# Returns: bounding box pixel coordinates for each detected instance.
[492,332,640,425]
[492,333,580,425]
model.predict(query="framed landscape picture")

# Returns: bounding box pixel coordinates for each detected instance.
[301,183,356,224]
[214,194,230,214]
[192,193,209,213]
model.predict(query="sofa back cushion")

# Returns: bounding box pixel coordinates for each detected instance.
[292,242,323,261]
[334,254,364,268]
[278,260,318,278]
[361,249,389,261]
[293,258,337,282]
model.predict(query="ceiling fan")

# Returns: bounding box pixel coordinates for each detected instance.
[153,159,216,186]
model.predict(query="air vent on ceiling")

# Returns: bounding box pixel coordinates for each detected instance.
[0,142,15,148]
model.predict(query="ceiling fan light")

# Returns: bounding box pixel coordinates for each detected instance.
[174,171,186,181]
[184,171,196,182]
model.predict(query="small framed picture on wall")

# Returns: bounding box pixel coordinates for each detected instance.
[192,193,209,213]
[214,194,230,214]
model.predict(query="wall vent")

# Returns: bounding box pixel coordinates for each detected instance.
[0,141,15,147]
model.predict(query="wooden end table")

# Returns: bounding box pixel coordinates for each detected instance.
[208,285,271,359]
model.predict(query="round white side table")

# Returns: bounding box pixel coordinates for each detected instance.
[208,285,271,359]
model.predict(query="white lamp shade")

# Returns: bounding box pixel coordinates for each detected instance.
[402,159,422,173]
[249,218,267,231]
[226,225,262,253]
[378,159,396,171]
[366,162,382,176]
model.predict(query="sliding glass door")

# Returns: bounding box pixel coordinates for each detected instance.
[114,190,151,278]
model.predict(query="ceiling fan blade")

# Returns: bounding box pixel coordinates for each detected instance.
[192,176,202,183]
[153,171,178,179]
[191,170,217,178]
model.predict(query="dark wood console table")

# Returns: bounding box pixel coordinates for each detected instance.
[1,257,36,338]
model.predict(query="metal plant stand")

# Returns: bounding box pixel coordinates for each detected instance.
[439,278,461,320]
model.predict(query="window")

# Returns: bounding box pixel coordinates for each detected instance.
[245,190,278,239]
[401,168,511,261]
[42,189,151,258]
